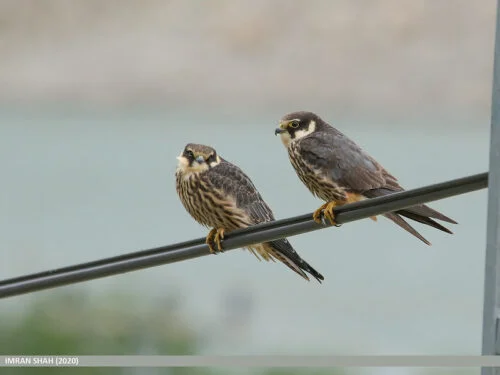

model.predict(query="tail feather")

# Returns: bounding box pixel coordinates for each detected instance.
[402,204,458,224]
[265,239,324,283]
[383,212,432,245]
[364,188,457,224]
[396,210,453,234]
[364,187,457,244]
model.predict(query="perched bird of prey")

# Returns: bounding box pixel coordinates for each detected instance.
[175,143,324,282]
[275,111,457,245]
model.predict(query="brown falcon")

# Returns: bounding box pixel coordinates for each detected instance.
[275,111,457,245]
[175,143,324,282]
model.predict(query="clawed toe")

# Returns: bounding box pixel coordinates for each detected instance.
[312,201,340,226]
[206,228,225,254]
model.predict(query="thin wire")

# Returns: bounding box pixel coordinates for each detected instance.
[0,172,488,299]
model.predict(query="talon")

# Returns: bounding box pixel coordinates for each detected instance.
[206,228,225,254]
[313,201,339,226]
[214,228,225,252]
[313,203,328,224]
[323,201,338,226]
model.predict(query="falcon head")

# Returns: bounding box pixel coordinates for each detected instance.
[275,111,324,147]
[176,143,221,174]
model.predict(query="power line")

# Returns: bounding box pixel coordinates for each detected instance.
[0,172,488,299]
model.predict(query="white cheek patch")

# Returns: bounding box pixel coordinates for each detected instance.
[176,155,189,169]
[293,120,316,140]
[280,120,316,147]
[208,155,221,168]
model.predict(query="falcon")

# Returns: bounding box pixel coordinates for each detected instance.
[175,143,324,282]
[275,111,457,245]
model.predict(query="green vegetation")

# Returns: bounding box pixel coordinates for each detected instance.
[1,291,198,356]
[0,292,478,375]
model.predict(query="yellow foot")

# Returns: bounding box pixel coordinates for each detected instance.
[312,203,328,224]
[370,216,378,222]
[313,201,339,226]
[206,228,225,254]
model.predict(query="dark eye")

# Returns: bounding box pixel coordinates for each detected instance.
[186,150,194,159]
[289,120,300,128]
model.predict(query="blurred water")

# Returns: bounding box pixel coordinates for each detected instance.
[0,106,490,361]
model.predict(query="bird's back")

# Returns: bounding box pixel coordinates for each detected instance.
[293,125,402,197]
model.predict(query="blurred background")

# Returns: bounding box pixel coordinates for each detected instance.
[0,1,494,374]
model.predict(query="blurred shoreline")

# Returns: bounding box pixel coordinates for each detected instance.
[0,0,495,117]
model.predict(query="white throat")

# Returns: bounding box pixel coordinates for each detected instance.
[176,156,209,177]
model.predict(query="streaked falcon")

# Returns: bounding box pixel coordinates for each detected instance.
[175,143,324,282]
[275,111,457,245]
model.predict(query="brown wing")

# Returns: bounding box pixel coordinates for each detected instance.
[297,129,401,193]
[208,159,325,282]
[207,159,275,224]
[297,128,456,244]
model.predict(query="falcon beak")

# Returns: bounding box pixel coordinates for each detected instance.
[195,155,205,163]
[275,120,290,135]
[276,121,290,135]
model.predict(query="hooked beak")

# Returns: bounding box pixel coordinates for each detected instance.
[275,121,289,136]
[195,155,205,163]
[275,127,286,135]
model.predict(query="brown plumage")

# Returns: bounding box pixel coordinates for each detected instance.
[275,111,457,245]
[175,143,324,282]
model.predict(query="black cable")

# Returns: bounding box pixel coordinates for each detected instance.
[0,172,488,299]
